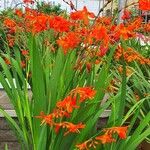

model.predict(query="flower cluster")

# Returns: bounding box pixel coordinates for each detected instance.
[114,46,150,65]
[36,87,96,136]
[139,0,150,11]
[2,5,149,71]
[76,126,128,150]
[0,0,149,149]
[57,32,80,54]
[2,9,145,48]
[117,66,134,77]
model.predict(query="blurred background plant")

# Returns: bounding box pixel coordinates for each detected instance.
[36,1,65,15]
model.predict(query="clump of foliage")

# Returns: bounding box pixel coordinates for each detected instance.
[0,0,150,150]
[36,2,64,15]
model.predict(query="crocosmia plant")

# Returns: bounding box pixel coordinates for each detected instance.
[0,0,150,150]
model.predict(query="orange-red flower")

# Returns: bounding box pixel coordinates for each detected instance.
[114,46,150,65]
[127,17,143,31]
[35,111,54,126]
[53,108,70,118]
[76,139,98,150]
[24,14,71,34]
[71,87,96,102]
[15,9,23,17]
[21,50,29,56]
[4,58,11,65]
[98,46,108,57]
[57,122,85,136]
[57,32,80,54]
[117,66,134,77]
[49,16,71,32]
[122,10,131,20]
[90,25,109,45]
[56,96,79,113]
[21,60,26,68]
[139,0,150,10]
[25,7,38,16]
[96,16,111,25]
[76,141,89,150]
[103,126,129,139]
[4,18,16,28]
[6,34,15,47]
[144,23,150,33]
[115,24,135,40]
[30,15,49,33]
[86,62,92,73]
[76,125,128,150]
[95,134,116,144]
[70,6,95,25]
[36,113,85,135]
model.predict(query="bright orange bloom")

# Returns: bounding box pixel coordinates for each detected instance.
[24,14,70,34]
[56,96,79,113]
[36,113,85,135]
[70,6,95,25]
[95,134,116,144]
[115,24,135,40]
[122,10,131,20]
[4,58,11,65]
[15,9,23,17]
[6,34,15,47]
[36,109,70,127]
[127,17,143,31]
[98,46,108,57]
[104,126,129,139]
[36,87,95,137]
[4,18,16,28]
[76,126,128,149]
[36,112,85,136]
[25,7,38,16]
[144,23,150,32]
[57,32,80,54]
[57,122,85,136]
[114,46,150,65]
[96,17,111,25]
[76,139,98,150]
[53,108,70,118]
[30,15,49,33]
[21,60,26,68]
[76,141,89,150]
[134,92,140,101]
[117,66,134,77]
[49,16,70,32]
[21,50,29,56]
[66,122,85,135]
[139,0,150,10]
[90,25,109,44]
[35,111,54,126]
[54,123,62,133]
[86,62,92,73]
[71,87,96,102]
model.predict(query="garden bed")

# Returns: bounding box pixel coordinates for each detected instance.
[0,0,150,149]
